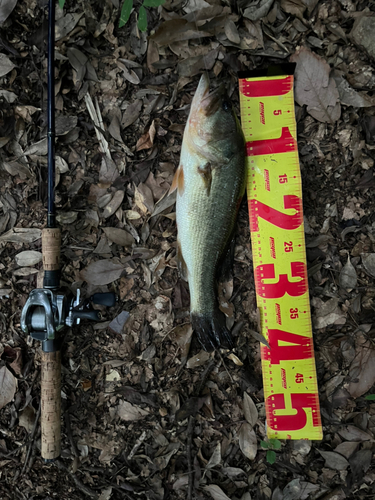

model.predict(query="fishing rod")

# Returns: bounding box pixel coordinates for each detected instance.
[20,0,117,462]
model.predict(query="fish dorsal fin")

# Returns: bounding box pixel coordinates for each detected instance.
[169,164,184,195]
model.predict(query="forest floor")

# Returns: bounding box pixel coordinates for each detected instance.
[1,0,375,499]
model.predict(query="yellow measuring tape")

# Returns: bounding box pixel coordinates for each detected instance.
[239,66,322,440]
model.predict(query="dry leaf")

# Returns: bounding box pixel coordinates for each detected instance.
[243,393,258,428]
[347,331,375,399]
[361,253,375,278]
[318,450,349,470]
[290,46,341,123]
[122,100,142,129]
[0,227,41,244]
[0,53,15,77]
[102,190,125,219]
[81,259,124,285]
[339,255,357,290]
[117,400,149,421]
[239,422,257,460]
[206,442,221,470]
[338,425,372,442]
[224,20,240,44]
[204,484,232,500]
[19,406,36,433]
[15,250,42,267]
[102,227,134,246]
[0,0,17,25]
[227,353,243,366]
[136,121,156,151]
[0,366,17,410]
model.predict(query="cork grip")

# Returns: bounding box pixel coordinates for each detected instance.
[42,228,61,271]
[41,350,61,460]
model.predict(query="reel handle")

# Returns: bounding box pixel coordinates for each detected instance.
[41,350,61,461]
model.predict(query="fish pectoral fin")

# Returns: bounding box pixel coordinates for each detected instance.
[197,162,212,195]
[169,164,184,195]
[177,240,188,281]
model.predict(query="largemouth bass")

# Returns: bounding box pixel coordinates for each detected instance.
[171,74,246,351]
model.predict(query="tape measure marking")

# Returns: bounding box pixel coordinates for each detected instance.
[239,72,322,440]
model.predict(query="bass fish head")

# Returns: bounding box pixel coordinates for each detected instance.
[186,73,242,159]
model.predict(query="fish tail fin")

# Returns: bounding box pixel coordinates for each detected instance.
[191,309,234,352]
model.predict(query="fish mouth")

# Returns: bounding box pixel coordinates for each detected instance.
[191,74,226,117]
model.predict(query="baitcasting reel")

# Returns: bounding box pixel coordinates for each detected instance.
[21,289,117,348]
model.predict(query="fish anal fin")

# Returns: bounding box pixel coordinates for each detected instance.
[197,162,212,195]
[177,240,188,281]
[169,164,184,195]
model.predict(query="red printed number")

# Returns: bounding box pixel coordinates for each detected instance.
[262,329,312,364]
[266,393,320,431]
[255,262,307,299]
[249,195,302,232]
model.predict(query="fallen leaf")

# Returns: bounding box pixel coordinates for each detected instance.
[239,422,257,460]
[311,297,346,329]
[81,259,124,285]
[318,450,349,470]
[224,19,240,44]
[108,311,130,334]
[24,138,48,156]
[243,393,258,428]
[346,331,375,399]
[282,479,320,500]
[15,250,42,267]
[332,70,375,108]
[361,253,375,278]
[0,0,17,25]
[0,366,17,410]
[206,442,221,470]
[204,484,232,500]
[243,0,274,21]
[19,406,36,433]
[176,395,208,421]
[0,227,41,244]
[186,350,211,369]
[116,400,149,421]
[290,46,341,123]
[102,190,125,219]
[339,255,357,290]
[227,353,243,366]
[122,100,142,128]
[136,120,156,151]
[103,227,134,246]
[338,425,372,441]
[0,53,15,77]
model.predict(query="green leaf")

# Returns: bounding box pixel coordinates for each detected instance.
[260,440,269,449]
[138,5,147,32]
[119,0,133,28]
[58,0,66,8]
[143,0,166,6]
[266,450,276,464]
[365,394,375,400]
[269,439,281,450]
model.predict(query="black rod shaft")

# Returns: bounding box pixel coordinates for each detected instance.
[47,0,55,228]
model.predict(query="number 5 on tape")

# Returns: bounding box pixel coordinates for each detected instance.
[239,65,322,440]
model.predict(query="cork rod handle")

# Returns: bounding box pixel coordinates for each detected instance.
[41,350,61,460]
[42,228,61,271]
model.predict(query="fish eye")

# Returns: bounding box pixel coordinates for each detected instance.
[222,100,230,111]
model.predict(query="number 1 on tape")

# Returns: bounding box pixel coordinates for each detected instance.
[239,66,322,440]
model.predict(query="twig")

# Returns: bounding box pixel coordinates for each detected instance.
[65,410,80,457]
[20,403,41,476]
[55,459,99,499]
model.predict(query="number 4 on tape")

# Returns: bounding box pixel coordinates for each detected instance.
[239,65,322,440]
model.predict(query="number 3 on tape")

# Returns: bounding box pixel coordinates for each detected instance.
[239,65,322,440]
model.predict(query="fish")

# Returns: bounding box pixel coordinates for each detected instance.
[171,73,246,351]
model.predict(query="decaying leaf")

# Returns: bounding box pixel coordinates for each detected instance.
[361,253,375,279]
[239,422,257,460]
[108,311,130,334]
[15,250,42,267]
[102,190,125,219]
[290,46,341,123]
[339,255,357,290]
[346,330,375,399]
[0,227,41,244]
[0,53,15,77]
[136,120,156,151]
[116,400,149,421]
[318,450,349,470]
[0,366,17,410]
[204,484,232,500]
[81,259,124,285]
[243,392,258,428]
[206,442,221,470]
[102,227,134,246]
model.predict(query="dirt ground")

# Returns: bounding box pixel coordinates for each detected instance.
[1,0,375,499]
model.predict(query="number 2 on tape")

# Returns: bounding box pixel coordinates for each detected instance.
[239,68,322,440]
